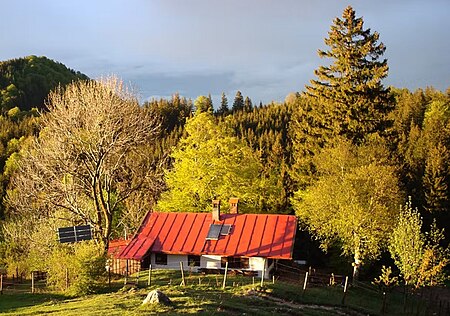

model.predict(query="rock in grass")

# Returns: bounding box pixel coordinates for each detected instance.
[142,289,172,306]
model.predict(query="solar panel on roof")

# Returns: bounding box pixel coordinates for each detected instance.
[206,224,222,240]
[220,224,232,235]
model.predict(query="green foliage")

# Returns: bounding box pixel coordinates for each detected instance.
[293,137,402,276]
[423,143,449,213]
[225,101,294,212]
[389,199,424,285]
[194,95,213,114]
[46,241,106,295]
[373,266,398,292]
[389,201,449,287]
[416,221,449,287]
[216,92,229,116]
[232,90,244,112]
[291,7,393,193]
[390,88,450,233]
[6,77,160,248]
[244,96,253,112]
[303,6,392,144]
[0,55,88,112]
[157,111,281,213]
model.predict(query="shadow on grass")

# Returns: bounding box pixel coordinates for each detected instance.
[0,292,69,313]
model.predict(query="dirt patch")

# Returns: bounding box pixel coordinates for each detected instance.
[247,290,368,316]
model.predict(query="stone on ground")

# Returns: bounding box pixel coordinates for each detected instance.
[142,289,172,305]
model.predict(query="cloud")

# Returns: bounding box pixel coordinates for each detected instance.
[1,0,449,103]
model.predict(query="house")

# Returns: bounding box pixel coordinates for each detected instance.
[118,198,297,278]
[107,239,140,275]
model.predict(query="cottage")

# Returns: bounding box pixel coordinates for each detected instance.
[118,199,297,278]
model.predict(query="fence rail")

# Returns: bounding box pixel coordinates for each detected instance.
[2,263,450,316]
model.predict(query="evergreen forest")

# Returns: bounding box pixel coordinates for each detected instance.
[0,6,449,290]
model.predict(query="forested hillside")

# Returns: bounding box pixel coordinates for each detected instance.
[0,6,449,288]
[0,55,88,112]
[0,56,89,220]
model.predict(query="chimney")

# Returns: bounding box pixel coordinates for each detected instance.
[212,199,221,221]
[229,198,239,214]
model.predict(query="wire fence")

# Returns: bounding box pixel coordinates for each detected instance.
[2,263,450,316]
[272,261,450,316]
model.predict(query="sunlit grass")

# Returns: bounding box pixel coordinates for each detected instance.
[0,269,428,315]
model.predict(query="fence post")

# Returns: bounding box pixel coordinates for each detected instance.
[108,266,111,288]
[222,261,229,289]
[147,264,152,287]
[124,260,129,285]
[65,268,69,290]
[135,264,141,286]
[260,258,265,287]
[341,276,349,305]
[302,272,309,296]
[31,271,35,294]
[1,274,3,295]
[180,262,186,286]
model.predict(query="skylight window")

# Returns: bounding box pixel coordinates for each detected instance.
[206,224,233,240]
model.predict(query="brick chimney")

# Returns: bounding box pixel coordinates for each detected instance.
[229,198,239,214]
[212,199,221,221]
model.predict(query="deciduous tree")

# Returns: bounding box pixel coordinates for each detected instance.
[157,111,280,213]
[292,137,402,279]
[7,77,161,249]
[388,199,424,285]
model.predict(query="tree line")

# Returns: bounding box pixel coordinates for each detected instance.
[0,6,449,289]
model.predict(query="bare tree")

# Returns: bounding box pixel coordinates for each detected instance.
[7,77,161,249]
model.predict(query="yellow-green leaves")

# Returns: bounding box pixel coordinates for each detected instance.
[157,112,272,213]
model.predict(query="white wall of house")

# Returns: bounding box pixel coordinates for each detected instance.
[150,253,189,270]
[149,253,272,278]
[249,257,270,277]
[201,255,221,269]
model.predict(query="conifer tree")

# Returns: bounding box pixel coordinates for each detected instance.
[423,143,449,214]
[244,96,253,112]
[194,95,213,114]
[304,5,392,143]
[216,92,229,116]
[232,91,244,112]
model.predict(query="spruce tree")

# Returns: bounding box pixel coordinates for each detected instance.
[244,96,253,112]
[232,91,244,112]
[305,5,392,143]
[216,92,229,116]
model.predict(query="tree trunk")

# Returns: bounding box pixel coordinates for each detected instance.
[353,251,361,281]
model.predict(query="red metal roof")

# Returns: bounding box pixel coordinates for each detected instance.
[108,239,130,257]
[118,212,297,260]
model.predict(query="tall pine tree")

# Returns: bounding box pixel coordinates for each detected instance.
[244,96,253,112]
[232,91,244,112]
[304,5,392,144]
[216,92,229,116]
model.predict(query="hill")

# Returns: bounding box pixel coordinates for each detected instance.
[0,56,88,112]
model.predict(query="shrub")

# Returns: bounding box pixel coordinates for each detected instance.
[46,240,106,295]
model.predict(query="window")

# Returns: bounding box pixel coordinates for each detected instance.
[188,255,201,267]
[155,253,167,265]
[221,256,250,269]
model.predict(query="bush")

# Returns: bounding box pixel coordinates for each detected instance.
[46,240,106,295]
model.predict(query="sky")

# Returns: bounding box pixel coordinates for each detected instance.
[1,0,449,105]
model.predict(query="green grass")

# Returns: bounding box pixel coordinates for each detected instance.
[0,270,432,315]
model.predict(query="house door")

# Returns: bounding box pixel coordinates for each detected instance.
[141,253,151,270]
